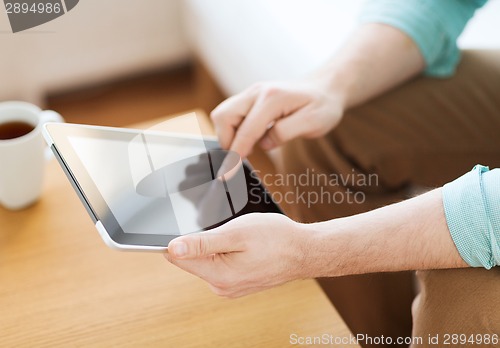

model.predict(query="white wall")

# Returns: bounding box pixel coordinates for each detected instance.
[0,0,190,104]
[184,0,500,96]
[2,0,499,104]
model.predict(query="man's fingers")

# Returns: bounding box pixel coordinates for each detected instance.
[164,252,213,276]
[210,87,259,150]
[229,86,314,157]
[209,283,268,298]
[259,107,316,150]
[213,83,315,157]
[229,91,290,158]
[168,229,244,259]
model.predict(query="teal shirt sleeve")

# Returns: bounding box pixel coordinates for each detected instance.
[359,0,487,77]
[443,165,500,269]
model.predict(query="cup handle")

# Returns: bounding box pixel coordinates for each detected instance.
[40,110,65,161]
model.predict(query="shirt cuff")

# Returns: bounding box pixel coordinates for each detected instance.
[358,0,459,77]
[443,165,500,269]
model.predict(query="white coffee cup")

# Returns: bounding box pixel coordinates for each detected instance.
[0,101,64,210]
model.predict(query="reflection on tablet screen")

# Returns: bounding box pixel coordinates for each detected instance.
[67,135,278,236]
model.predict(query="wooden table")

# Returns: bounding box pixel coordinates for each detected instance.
[0,113,359,347]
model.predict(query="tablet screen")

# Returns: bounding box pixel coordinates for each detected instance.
[51,126,281,241]
[69,136,182,235]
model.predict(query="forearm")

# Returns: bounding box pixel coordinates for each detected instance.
[300,188,468,278]
[312,23,425,110]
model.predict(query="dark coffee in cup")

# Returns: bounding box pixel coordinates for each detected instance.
[0,121,35,140]
[0,101,64,210]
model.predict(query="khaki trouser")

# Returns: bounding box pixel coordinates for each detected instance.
[281,50,500,348]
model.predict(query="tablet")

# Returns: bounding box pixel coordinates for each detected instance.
[43,123,282,252]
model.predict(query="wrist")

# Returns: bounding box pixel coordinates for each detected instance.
[297,218,358,279]
[307,71,349,114]
[291,220,345,279]
[287,220,325,281]
[310,60,356,109]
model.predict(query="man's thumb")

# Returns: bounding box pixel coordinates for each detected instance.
[168,230,240,259]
